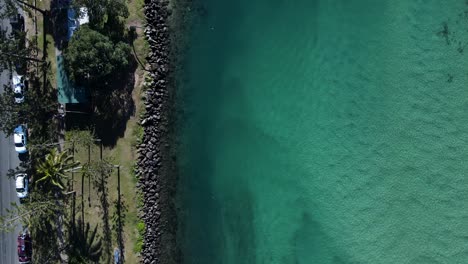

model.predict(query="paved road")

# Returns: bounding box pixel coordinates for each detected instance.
[0,14,22,264]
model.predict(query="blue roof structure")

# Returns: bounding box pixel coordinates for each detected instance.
[56,55,88,104]
[67,8,78,40]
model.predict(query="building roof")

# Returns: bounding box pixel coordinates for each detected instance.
[56,55,88,104]
[67,8,78,40]
[67,7,89,40]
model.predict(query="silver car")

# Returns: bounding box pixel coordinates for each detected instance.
[15,173,28,199]
[13,125,27,154]
[12,72,25,103]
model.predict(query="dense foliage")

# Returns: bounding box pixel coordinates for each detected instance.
[36,148,80,193]
[74,0,128,40]
[0,31,28,71]
[63,25,130,86]
[0,84,24,135]
[0,0,22,19]
[0,76,56,136]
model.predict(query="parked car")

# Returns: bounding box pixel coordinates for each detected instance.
[17,232,32,264]
[15,173,28,199]
[12,72,25,103]
[13,125,27,154]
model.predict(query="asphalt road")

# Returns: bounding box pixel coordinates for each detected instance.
[0,15,22,264]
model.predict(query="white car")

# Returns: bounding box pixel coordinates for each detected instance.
[13,125,27,154]
[12,73,25,103]
[15,173,28,199]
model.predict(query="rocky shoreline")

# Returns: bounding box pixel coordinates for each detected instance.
[137,0,179,263]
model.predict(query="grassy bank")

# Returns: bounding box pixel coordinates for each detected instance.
[64,0,149,262]
[64,73,145,262]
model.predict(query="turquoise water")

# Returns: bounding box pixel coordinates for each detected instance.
[175,1,468,263]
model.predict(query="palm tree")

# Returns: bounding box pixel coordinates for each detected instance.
[36,148,80,192]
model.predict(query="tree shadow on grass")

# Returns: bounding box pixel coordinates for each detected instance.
[87,161,114,263]
[55,54,137,148]
[64,103,93,131]
[112,194,127,264]
[68,218,103,263]
[50,0,73,50]
[32,220,62,263]
[92,60,137,147]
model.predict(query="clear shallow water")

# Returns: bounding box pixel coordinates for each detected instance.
[175,1,468,263]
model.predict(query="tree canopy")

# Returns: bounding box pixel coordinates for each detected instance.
[0,0,46,19]
[63,25,130,86]
[74,0,128,41]
[0,83,23,135]
[0,15,39,72]
[0,73,56,136]
[0,0,21,19]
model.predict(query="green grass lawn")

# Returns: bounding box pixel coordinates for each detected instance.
[64,74,144,263]
[65,0,148,262]
[128,0,150,70]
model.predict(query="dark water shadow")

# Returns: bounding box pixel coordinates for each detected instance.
[172,0,254,263]
[289,211,349,264]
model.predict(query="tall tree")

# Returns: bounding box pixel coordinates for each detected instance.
[0,15,41,72]
[63,25,130,86]
[0,73,57,136]
[0,196,58,232]
[74,0,128,40]
[0,0,49,94]
[0,191,64,261]
[0,83,23,135]
[1,0,46,14]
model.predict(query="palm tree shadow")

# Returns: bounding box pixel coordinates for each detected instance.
[68,219,103,263]
[86,161,113,261]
